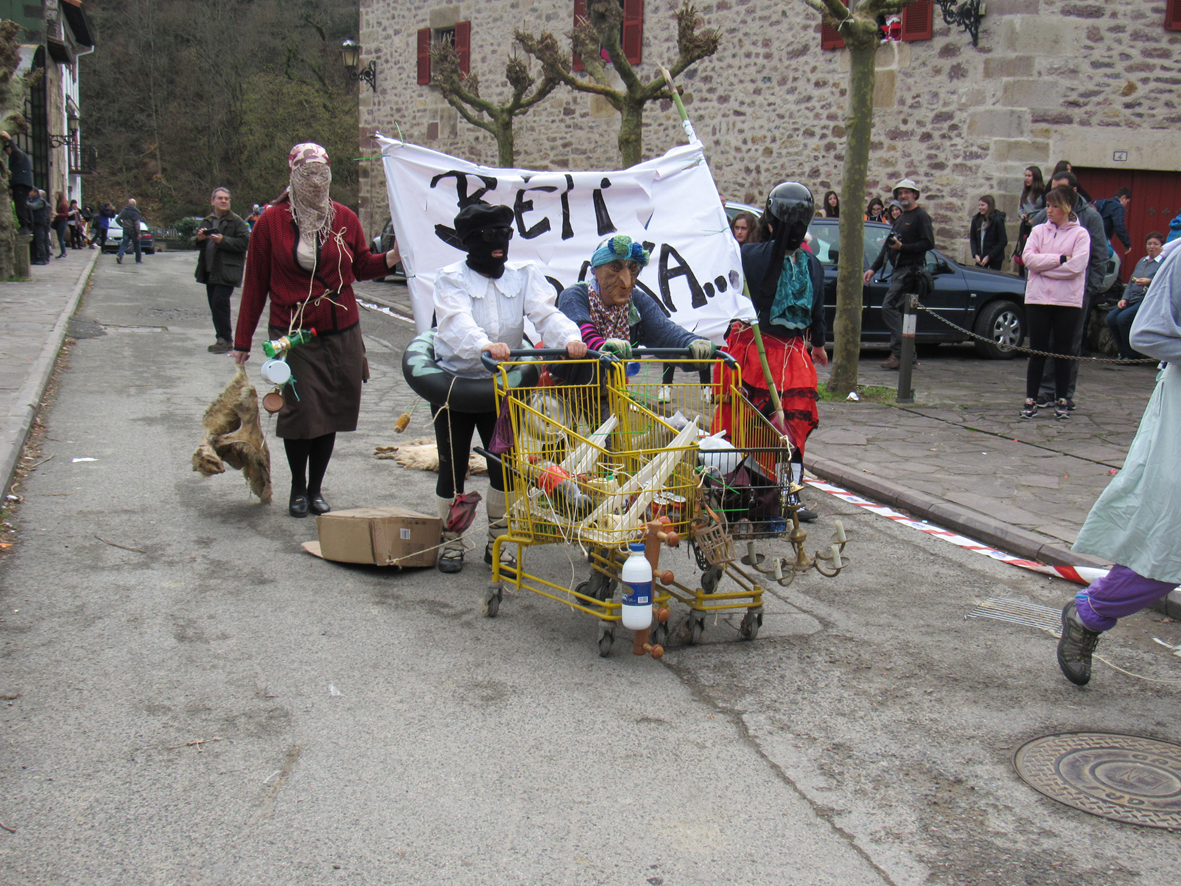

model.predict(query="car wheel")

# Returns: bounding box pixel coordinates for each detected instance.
[973,299,1024,359]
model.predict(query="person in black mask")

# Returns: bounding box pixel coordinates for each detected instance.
[715,181,828,521]
[429,201,586,574]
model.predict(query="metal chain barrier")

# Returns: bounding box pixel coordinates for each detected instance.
[911,300,1158,364]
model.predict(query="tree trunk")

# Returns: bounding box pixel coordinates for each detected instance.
[828,43,877,396]
[494,114,515,167]
[618,102,643,168]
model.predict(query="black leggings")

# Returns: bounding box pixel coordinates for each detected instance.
[433,407,505,499]
[1025,303,1082,401]
[284,433,335,496]
[661,363,711,385]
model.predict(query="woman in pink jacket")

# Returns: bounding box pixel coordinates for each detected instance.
[1020,185,1091,420]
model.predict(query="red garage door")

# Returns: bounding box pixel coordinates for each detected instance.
[1074,167,1181,283]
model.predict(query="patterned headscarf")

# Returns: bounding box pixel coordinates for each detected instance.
[288,143,335,244]
[589,234,650,269]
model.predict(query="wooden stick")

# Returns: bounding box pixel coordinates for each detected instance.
[94,535,146,554]
[0,820,15,834]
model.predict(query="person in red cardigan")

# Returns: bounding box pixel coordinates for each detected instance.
[234,143,400,517]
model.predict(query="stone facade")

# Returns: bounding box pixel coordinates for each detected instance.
[358,0,1181,263]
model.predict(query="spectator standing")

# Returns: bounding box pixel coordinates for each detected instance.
[865,197,885,223]
[52,192,69,259]
[1058,236,1181,685]
[1167,210,1181,244]
[1019,185,1090,420]
[1028,170,1107,409]
[115,198,143,264]
[245,204,261,230]
[82,205,96,247]
[865,178,934,370]
[94,202,115,249]
[822,190,840,218]
[729,210,759,246]
[67,199,85,249]
[1093,188,1132,255]
[1,131,34,232]
[969,195,1008,269]
[886,200,903,223]
[28,189,51,264]
[195,187,251,354]
[1106,231,1164,361]
[1014,166,1045,277]
[1052,160,1091,203]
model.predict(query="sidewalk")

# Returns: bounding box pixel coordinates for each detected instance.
[8,269,1179,616]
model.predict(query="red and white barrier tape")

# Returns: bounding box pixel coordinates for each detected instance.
[807,477,1110,586]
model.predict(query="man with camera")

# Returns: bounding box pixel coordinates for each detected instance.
[195,187,251,354]
[864,178,935,370]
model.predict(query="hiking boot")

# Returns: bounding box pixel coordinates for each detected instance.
[1057,600,1101,686]
[880,354,901,370]
[207,338,232,354]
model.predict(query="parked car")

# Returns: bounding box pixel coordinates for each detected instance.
[102,220,155,255]
[722,202,1027,359]
[370,218,405,281]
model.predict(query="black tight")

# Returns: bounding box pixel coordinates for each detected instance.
[284,433,336,497]
[1024,303,1082,401]
[433,407,505,499]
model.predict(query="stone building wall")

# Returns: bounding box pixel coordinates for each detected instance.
[358,0,1181,264]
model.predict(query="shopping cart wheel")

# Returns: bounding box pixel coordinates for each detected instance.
[739,609,762,641]
[650,619,670,648]
[587,571,616,603]
[597,622,615,657]
[482,586,502,618]
[684,615,704,645]
[701,565,724,595]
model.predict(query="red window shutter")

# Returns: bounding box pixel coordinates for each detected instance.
[572,0,588,71]
[901,0,933,41]
[1168,0,1181,31]
[455,20,471,77]
[622,0,643,64]
[417,27,431,84]
[821,0,847,50]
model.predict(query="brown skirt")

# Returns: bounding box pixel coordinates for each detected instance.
[270,323,367,439]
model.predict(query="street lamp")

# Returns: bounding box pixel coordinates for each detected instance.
[342,40,377,93]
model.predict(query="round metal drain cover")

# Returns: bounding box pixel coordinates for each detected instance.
[1014,732,1181,830]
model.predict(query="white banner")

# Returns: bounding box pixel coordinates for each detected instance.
[377,136,754,343]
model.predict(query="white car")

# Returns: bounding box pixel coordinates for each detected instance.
[102,221,155,255]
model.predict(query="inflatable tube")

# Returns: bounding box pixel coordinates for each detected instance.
[402,330,540,412]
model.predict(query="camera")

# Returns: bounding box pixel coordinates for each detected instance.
[888,233,900,245]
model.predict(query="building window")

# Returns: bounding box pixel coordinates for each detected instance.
[820,0,848,50]
[1168,0,1181,31]
[573,0,643,72]
[417,21,470,85]
[900,0,933,42]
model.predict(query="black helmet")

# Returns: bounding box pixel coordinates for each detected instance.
[765,182,813,252]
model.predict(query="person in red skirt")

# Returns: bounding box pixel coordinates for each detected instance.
[715,182,828,521]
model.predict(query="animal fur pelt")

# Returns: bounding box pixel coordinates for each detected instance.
[375,437,486,475]
[192,366,273,503]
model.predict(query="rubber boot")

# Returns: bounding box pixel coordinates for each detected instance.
[484,487,517,575]
[436,496,465,573]
[787,460,817,523]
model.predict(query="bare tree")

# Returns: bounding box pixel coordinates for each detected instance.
[516,0,720,168]
[431,42,559,168]
[796,0,919,397]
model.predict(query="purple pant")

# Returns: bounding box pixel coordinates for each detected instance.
[1075,564,1178,632]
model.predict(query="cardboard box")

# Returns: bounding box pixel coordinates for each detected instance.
[311,506,441,568]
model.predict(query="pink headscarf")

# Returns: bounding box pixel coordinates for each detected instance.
[288,143,331,169]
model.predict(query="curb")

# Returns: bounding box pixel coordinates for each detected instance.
[0,249,99,497]
[805,454,1181,619]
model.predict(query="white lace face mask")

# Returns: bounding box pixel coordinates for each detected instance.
[289,162,333,242]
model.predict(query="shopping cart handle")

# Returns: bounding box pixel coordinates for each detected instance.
[479,348,604,373]
[629,347,738,370]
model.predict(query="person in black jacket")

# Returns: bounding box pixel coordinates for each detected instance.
[720,181,827,521]
[195,187,251,353]
[27,189,51,264]
[2,131,35,232]
[969,195,1008,270]
[865,178,935,369]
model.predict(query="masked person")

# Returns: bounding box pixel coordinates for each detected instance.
[718,182,828,522]
[234,143,400,517]
[431,202,587,574]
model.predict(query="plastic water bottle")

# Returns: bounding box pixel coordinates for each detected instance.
[620,542,653,630]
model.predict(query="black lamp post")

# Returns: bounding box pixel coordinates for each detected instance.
[342,40,377,93]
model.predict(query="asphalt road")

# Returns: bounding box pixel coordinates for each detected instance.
[1,254,1178,885]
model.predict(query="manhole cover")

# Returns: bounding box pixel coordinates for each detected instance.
[1014,732,1181,830]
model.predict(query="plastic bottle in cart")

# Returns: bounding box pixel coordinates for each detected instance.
[620,542,653,630]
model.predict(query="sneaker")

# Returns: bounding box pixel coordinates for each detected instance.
[207,338,232,354]
[1019,399,1038,420]
[657,385,671,403]
[116,256,122,264]
[1053,398,1071,420]
[1065,399,1076,411]
[1035,394,1053,408]
[1056,600,1101,685]
[787,492,817,523]
[880,354,901,370]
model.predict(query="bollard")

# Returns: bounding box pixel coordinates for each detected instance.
[896,293,917,404]
[14,230,32,279]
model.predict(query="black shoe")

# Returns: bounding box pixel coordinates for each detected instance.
[1020,399,1038,420]
[207,338,232,354]
[1057,600,1101,686]
[309,494,330,515]
[289,492,310,518]
[1054,398,1071,420]
[484,543,517,576]
[1035,394,1053,408]
[437,539,464,573]
[788,494,817,523]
